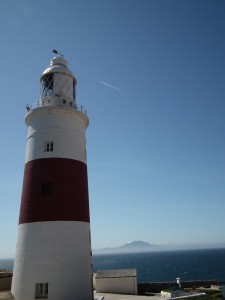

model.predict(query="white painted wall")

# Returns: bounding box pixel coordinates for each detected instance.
[25,107,88,164]
[12,221,92,300]
[96,277,137,295]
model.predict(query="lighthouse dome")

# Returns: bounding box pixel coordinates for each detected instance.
[41,56,76,80]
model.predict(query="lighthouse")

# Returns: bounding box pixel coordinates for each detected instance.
[12,54,93,300]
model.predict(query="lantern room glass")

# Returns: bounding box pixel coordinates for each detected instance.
[41,73,54,97]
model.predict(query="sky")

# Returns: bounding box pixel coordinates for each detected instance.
[0,0,225,258]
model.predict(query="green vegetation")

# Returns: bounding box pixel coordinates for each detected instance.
[186,288,223,300]
[161,287,223,299]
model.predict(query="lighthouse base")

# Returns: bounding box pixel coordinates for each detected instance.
[12,221,93,300]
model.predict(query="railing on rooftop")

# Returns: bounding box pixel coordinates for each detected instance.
[26,100,88,115]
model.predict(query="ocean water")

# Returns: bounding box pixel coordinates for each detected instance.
[0,258,14,273]
[92,248,225,282]
[1,248,225,283]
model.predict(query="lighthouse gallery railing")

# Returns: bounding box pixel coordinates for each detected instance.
[27,100,88,115]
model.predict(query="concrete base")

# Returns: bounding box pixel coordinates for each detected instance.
[0,291,14,300]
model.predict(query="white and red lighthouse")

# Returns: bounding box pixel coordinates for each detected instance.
[12,54,93,300]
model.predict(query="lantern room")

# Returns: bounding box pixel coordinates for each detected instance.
[40,56,77,107]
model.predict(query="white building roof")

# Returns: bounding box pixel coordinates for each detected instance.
[96,269,137,279]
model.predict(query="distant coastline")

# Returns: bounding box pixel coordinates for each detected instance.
[92,240,225,254]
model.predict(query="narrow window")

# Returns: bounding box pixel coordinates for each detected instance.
[45,142,54,152]
[42,183,53,196]
[63,99,66,106]
[35,283,48,299]
[40,73,54,97]
[73,80,76,100]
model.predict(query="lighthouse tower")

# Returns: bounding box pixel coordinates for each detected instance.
[12,55,93,300]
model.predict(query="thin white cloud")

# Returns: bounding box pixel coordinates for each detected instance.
[100,81,125,93]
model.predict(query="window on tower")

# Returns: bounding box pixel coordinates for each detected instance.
[73,80,76,100]
[44,141,54,152]
[35,283,48,299]
[41,73,54,97]
[42,183,53,196]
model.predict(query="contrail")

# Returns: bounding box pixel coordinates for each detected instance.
[100,81,124,93]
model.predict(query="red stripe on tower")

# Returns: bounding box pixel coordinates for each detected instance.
[19,158,90,224]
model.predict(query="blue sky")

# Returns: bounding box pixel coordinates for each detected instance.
[1,0,225,258]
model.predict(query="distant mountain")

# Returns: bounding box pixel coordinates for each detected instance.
[119,240,153,249]
[93,240,160,254]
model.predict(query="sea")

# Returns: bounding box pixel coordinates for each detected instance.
[1,248,225,283]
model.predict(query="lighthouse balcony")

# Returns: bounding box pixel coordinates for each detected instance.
[26,98,87,115]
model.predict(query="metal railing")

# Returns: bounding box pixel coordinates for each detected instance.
[26,100,88,115]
